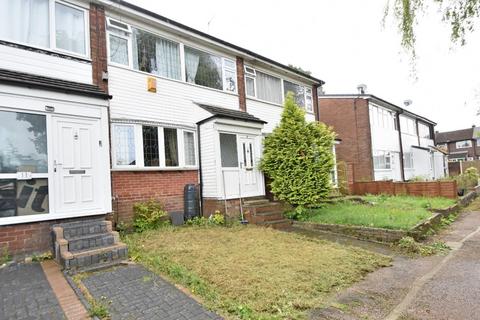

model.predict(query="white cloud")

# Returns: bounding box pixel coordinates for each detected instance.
[126,0,480,131]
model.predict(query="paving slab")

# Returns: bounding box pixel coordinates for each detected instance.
[0,263,65,320]
[81,264,222,320]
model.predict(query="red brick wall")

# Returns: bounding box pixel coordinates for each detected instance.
[236,57,246,111]
[352,180,457,199]
[319,98,374,181]
[0,215,106,260]
[111,170,199,223]
[90,3,108,93]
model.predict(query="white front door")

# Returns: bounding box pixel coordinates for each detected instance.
[52,116,102,214]
[238,135,260,197]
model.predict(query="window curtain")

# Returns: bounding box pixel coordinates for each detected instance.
[156,39,181,80]
[0,0,49,48]
[185,49,200,83]
[256,71,282,104]
[109,35,128,65]
[55,2,86,55]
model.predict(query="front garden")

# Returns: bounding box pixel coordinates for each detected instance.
[124,225,390,320]
[300,195,456,230]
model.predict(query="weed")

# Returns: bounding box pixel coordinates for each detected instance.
[31,251,53,262]
[133,200,170,232]
[88,296,111,319]
[0,247,11,265]
[185,213,225,226]
[397,236,450,256]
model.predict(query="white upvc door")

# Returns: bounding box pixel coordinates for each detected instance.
[238,135,260,197]
[52,116,102,214]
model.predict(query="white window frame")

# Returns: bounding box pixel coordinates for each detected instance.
[111,124,197,170]
[106,17,132,33]
[51,0,90,58]
[456,140,472,149]
[222,58,238,93]
[106,31,133,68]
[182,129,198,168]
[0,0,90,58]
[373,151,392,170]
[305,87,313,112]
[244,66,257,98]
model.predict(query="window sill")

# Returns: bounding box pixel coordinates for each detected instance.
[111,167,199,172]
[108,64,239,97]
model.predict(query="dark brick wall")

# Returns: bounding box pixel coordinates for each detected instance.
[90,3,108,93]
[319,98,374,181]
[446,140,478,159]
[111,170,199,223]
[0,215,106,260]
[236,57,246,111]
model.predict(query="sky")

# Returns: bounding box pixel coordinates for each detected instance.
[126,0,480,132]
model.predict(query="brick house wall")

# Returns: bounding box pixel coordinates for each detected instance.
[319,98,374,181]
[89,3,108,93]
[111,171,199,223]
[446,140,477,159]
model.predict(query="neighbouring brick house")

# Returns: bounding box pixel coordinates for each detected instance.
[319,94,448,184]
[0,0,324,258]
[435,126,480,162]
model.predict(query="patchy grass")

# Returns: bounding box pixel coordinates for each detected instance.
[306,195,455,230]
[124,226,391,320]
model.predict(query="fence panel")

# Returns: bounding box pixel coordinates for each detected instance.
[351,180,457,199]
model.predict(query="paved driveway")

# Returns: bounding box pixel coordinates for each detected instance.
[81,264,222,320]
[0,263,65,320]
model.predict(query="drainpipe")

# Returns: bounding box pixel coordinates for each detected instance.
[196,124,204,217]
[396,111,406,181]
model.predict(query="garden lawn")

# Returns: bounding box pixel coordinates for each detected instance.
[124,226,390,320]
[306,195,456,230]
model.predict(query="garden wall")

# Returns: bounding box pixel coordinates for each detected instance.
[351,180,457,199]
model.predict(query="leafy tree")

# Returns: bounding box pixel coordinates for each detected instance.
[288,64,312,75]
[260,93,335,207]
[385,0,480,56]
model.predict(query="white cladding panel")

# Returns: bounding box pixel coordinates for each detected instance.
[108,66,238,126]
[370,126,401,152]
[246,98,315,134]
[199,121,218,197]
[433,151,446,179]
[411,148,432,179]
[0,45,92,83]
[419,137,434,148]
[401,133,419,153]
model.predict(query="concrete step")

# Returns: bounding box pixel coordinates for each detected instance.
[68,233,116,252]
[64,243,128,271]
[257,219,292,230]
[59,219,110,239]
[244,202,284,214]
[243,199,270,206]
[252,212,285,223]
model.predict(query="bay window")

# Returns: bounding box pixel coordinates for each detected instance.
[112,124,196,169]
[0,110,49,218]
[0,0,88,56]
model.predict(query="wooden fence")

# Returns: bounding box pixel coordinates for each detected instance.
[351,180,457,199]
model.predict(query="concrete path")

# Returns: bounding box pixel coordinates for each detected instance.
[0,263,66,320]
[81,264,222,320]
[310,207,480,320]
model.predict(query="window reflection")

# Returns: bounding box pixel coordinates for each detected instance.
[0,179,49,217]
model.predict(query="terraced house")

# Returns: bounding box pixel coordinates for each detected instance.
[0,0,324,259]
[319,93,448,183]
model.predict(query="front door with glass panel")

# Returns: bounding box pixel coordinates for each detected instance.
[219,133,263,199]
[53,117,102,213]
[0,110,49,219]
[238,136,260,197]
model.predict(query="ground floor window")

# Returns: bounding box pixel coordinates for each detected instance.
[373,151,392,170]
[112,123,197,169]
[403,152,414,169]
[0,110,49,217]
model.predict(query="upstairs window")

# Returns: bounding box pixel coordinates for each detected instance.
[132,28,181,80]
[109,34,129,65]
[185,46,223,90]
[418,122,431,139]
[305,88,313,112]
[0,0,88,57]
[55,2,86,55]
[245,66,256,97]
[256,71,282,104]
[456,140,472,149]
[283,80,305,107]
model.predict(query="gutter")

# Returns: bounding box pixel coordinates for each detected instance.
[396,110,406,181]
[196,123,204,217]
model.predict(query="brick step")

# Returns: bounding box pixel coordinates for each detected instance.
[243,199,270,206]
[64,243,128,271]
[257,219,292,230]
[249,212,285,223]
[244,202,284,214]
[59,220,110,239]
[68,233,116,252]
